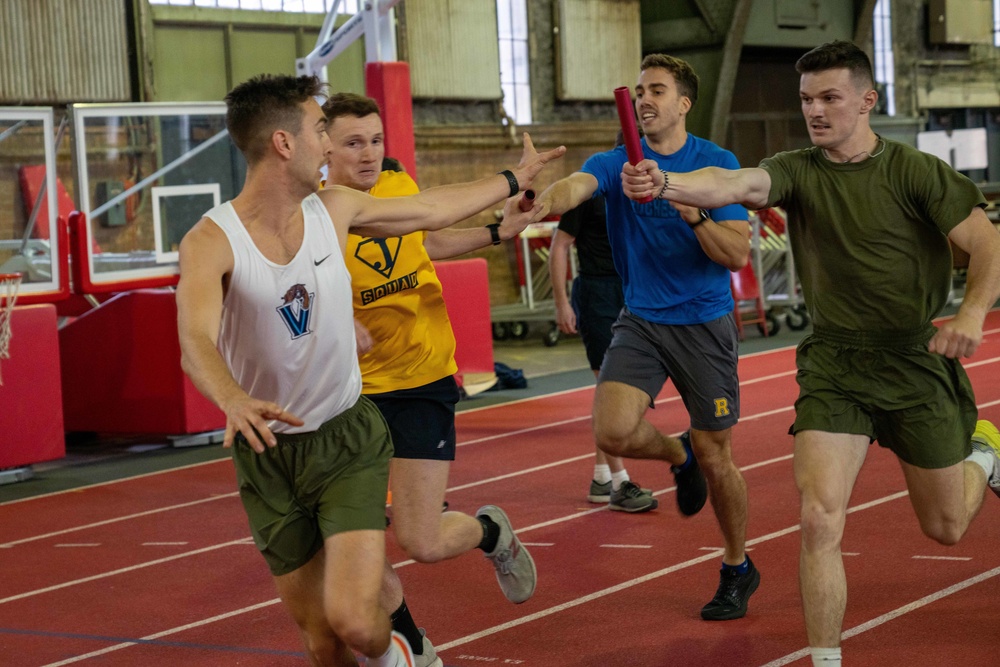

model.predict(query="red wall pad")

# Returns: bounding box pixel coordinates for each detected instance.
[59,289,224,435]
[365,61,417,179]
[0,304,66,468]
[433,259,495,389]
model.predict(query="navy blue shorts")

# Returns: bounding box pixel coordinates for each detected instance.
[367,375,461,461]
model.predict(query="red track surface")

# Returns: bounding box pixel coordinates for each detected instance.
[3,313,1000,666]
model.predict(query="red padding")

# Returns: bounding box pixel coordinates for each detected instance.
[365,61,417,179]
[0,304,66,467]
[433,258,494,380]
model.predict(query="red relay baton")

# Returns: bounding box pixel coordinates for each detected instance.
[613,86,652,203]
[517,189,536,212]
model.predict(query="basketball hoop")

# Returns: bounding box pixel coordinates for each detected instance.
[0,272,22,385]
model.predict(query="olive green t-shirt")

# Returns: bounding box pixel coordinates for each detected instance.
[760,138,986,332]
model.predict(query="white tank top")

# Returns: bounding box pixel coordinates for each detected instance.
[206,193,361,433]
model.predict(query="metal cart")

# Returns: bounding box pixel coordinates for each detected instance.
[490,220,574,347]
[749,208,810,332]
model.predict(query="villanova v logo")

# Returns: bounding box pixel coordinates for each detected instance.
[276,283,314,339]
[355,237,400,279]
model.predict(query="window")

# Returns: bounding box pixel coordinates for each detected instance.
[496,0,531,125]
[148,0,361,12]
[872,0,895,116]
[995,0,1000,47]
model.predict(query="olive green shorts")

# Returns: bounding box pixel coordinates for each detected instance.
[792,326,977,469]
[232,396,393,576]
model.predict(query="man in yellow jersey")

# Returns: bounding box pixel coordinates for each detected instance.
[322,93,541,666]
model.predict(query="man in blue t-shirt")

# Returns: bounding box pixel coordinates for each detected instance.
[536,54,759,620]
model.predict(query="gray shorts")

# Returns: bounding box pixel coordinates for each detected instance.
[598,309,740,431]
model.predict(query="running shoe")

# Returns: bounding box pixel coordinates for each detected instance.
[972,419,1000,498]
[414,628,443,667]
[476,505,537,603]
[700,557,761,621]
[609,480,658,513]
[588,479,612,503]
[671,431,708,516]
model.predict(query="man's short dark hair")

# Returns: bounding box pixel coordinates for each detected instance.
[224,74,325,164]
[795,40,875,90]
[322,93,381,123]
[640,54,699,108]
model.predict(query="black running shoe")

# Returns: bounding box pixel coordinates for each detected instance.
[700,557,761,621]
[671,431,707,516]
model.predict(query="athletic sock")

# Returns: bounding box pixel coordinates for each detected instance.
[610,469,630,492]
[722,557,749,575]
[477,514,500,553]
[966,447,996,479]
[389,600,423,656]
[810,647,842,666]
[676,434,694,471]
[593,464,612,485]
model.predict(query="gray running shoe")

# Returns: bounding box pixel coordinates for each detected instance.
[414,628,443,667]
[588,479,612,503]
[476,505,537,603]
[609,480,658,513]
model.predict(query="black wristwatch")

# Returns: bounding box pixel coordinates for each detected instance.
[486,222,502,245]
[689,209,710,228]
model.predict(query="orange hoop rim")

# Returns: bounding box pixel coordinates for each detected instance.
[0,272,22,281]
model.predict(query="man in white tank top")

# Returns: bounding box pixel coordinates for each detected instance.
[176,74,564,667]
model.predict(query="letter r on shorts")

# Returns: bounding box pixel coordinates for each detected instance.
[714,398,730,417]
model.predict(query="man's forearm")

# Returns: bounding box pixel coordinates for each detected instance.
[181,336,248,411]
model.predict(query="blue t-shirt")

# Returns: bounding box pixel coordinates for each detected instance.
[581,134,747,325]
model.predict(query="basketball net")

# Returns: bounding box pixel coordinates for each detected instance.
[0,273,22,386]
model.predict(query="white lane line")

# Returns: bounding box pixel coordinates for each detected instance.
[435,490,911,653]
[600,544,652,549]
[39,599,284,667]
[757,565,1000,667]
[520,543,554,547]
[842,552,861,556]
[0,493,239,548]
[458,368,801,448]
[0,538,254,606]
[912,555,972,561]
[0,459,229,506]
[54,544,100,548]
[142,542,189,547]
[447,454,595,491]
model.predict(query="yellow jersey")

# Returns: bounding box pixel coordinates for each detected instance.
[347,170,458,393]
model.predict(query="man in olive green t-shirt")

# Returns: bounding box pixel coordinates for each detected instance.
[618,41,1000,667]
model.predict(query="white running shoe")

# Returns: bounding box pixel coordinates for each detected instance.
[414,628,443,667]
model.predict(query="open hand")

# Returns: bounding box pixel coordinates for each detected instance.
[512,132,567,191]
[222,395,304,453]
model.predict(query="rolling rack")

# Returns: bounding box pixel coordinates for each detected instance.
[490,219,573,347]
[749,208,810,333]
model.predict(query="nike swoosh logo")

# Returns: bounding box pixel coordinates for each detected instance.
[314,255,331,266]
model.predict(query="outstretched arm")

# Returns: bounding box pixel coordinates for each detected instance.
[325,133,565,239]
[930,207,1000,358]
[422,193,549,260]
[176,221,303,451]
[535,171,600,219]
[621,161,772,211]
